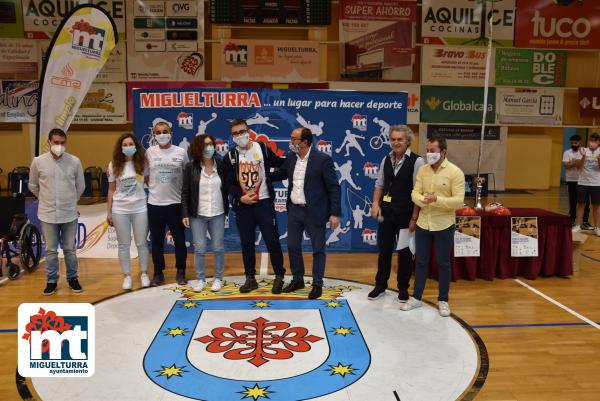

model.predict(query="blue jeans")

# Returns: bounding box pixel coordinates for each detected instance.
[112,212,150,275]
[412,225,454,302]
[190,213,225,280]
[287,203,326,287]
[41,219,79,283]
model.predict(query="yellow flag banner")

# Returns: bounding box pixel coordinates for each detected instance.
[36,4,117,155]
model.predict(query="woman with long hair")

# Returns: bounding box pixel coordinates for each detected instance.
[181,133,229,292]
[107,133,151,289]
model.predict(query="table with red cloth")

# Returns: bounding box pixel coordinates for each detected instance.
[427,208,573,281]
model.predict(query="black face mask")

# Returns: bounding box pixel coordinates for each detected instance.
[571,145,580,151]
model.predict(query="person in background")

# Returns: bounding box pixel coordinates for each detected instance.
[146,121,189,285]
[401,135,465,317]
[573,132,600,236]
[29,128,85,295]
[182,134,229,292]
[272,127,341,299]
[368,125,423,302]
[223,119,286,294]
[563,134,590,228]
[107,133,150,290]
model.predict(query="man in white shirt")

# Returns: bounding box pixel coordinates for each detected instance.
[146,121,189,285]
[573,132,600,235]
[29,128,85,295]
[271,127,341,299]
[563,134,590,227]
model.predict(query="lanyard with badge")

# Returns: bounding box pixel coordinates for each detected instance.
[383,154,402,204]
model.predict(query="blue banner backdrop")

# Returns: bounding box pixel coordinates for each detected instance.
[132,88,407,252]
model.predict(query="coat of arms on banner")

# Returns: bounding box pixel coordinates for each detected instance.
[144,282,370,400]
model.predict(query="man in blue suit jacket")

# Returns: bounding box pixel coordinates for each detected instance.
[272,127,341,299]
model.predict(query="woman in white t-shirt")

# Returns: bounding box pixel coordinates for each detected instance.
[107,133,150,290]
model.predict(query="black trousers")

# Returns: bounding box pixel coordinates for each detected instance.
[568,182,590,223]
[375,213,412,299]
[148,203,187,274]
[235,199,285,277]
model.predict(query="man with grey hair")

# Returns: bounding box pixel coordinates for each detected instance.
[368,125,424,302]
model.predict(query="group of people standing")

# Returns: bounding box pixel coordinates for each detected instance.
[29,120,465,315]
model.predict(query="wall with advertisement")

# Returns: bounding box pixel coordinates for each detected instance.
[132,87,408,252]
[515,0,600,50]
[421,0,515,46]
[495,48,567,87]
[339,0,417,81]
[219,39,321,83]
[421,45,492,86]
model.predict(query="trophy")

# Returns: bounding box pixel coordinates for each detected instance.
[474,176,486,210]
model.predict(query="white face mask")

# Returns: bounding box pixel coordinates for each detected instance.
[426,152,441,165]
[155,133,171,145]
[50,144,65,157]
[233,133,250,148]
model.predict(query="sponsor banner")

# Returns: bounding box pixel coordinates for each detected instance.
[496,87,563,125]
[126,81,226,120]
[0,79,38,122]
[421,0,516,46]
[329,81,420,124]
[220,39,320,83]
[18,303,95,378]
[37,5,117,154]
[0,38,38,75]
[22,0,125,40]
[133,87,408,251]
[421,45,491,86]
[73,83,126,124]
[495,48,567,87]
[339,0,416,81]
[420,124,508,190]
[95,41,126,82]
[578,88,600,118]
[126,0,204,81]
[455,216,481,257]
[515,0,600,49]
[421,85,496,124]
[511,217,538,257]
[75,203,137,258]
[0,0,24,37]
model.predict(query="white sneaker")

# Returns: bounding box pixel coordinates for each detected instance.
[140,273,151,288]
[193,279,206,292]
[572,225,581,233]
[438,301,451,317]
[595,228,600,237]
[122,275,132,290]
[400,297,422,311]
[211,279,223,292]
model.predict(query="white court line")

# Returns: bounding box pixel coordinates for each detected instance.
[259,252,268,276]
[515,279,600,331]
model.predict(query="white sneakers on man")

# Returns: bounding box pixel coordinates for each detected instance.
[141,273,151,288]
[438,301,451,317]
[193,280,206,292]
[211,279,223,292]
[399,297,422,311]
[122,275,132,290]
[572,225,581,233]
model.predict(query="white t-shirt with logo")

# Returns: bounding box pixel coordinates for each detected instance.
[562,149,583,183]
[108,161,148,214]
[237,142,270,200]
[146,145,189,205]
[578,147,600,186]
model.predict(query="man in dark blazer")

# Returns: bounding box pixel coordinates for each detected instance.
[273,127,341,299]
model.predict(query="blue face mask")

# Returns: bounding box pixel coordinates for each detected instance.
[122,146,137,157]
[203,146,215,158]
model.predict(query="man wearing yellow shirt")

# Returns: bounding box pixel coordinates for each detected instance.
[400,135,465,317]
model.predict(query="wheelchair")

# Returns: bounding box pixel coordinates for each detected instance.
[0,194,42,282]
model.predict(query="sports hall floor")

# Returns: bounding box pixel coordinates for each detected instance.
[1,187,599,401]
